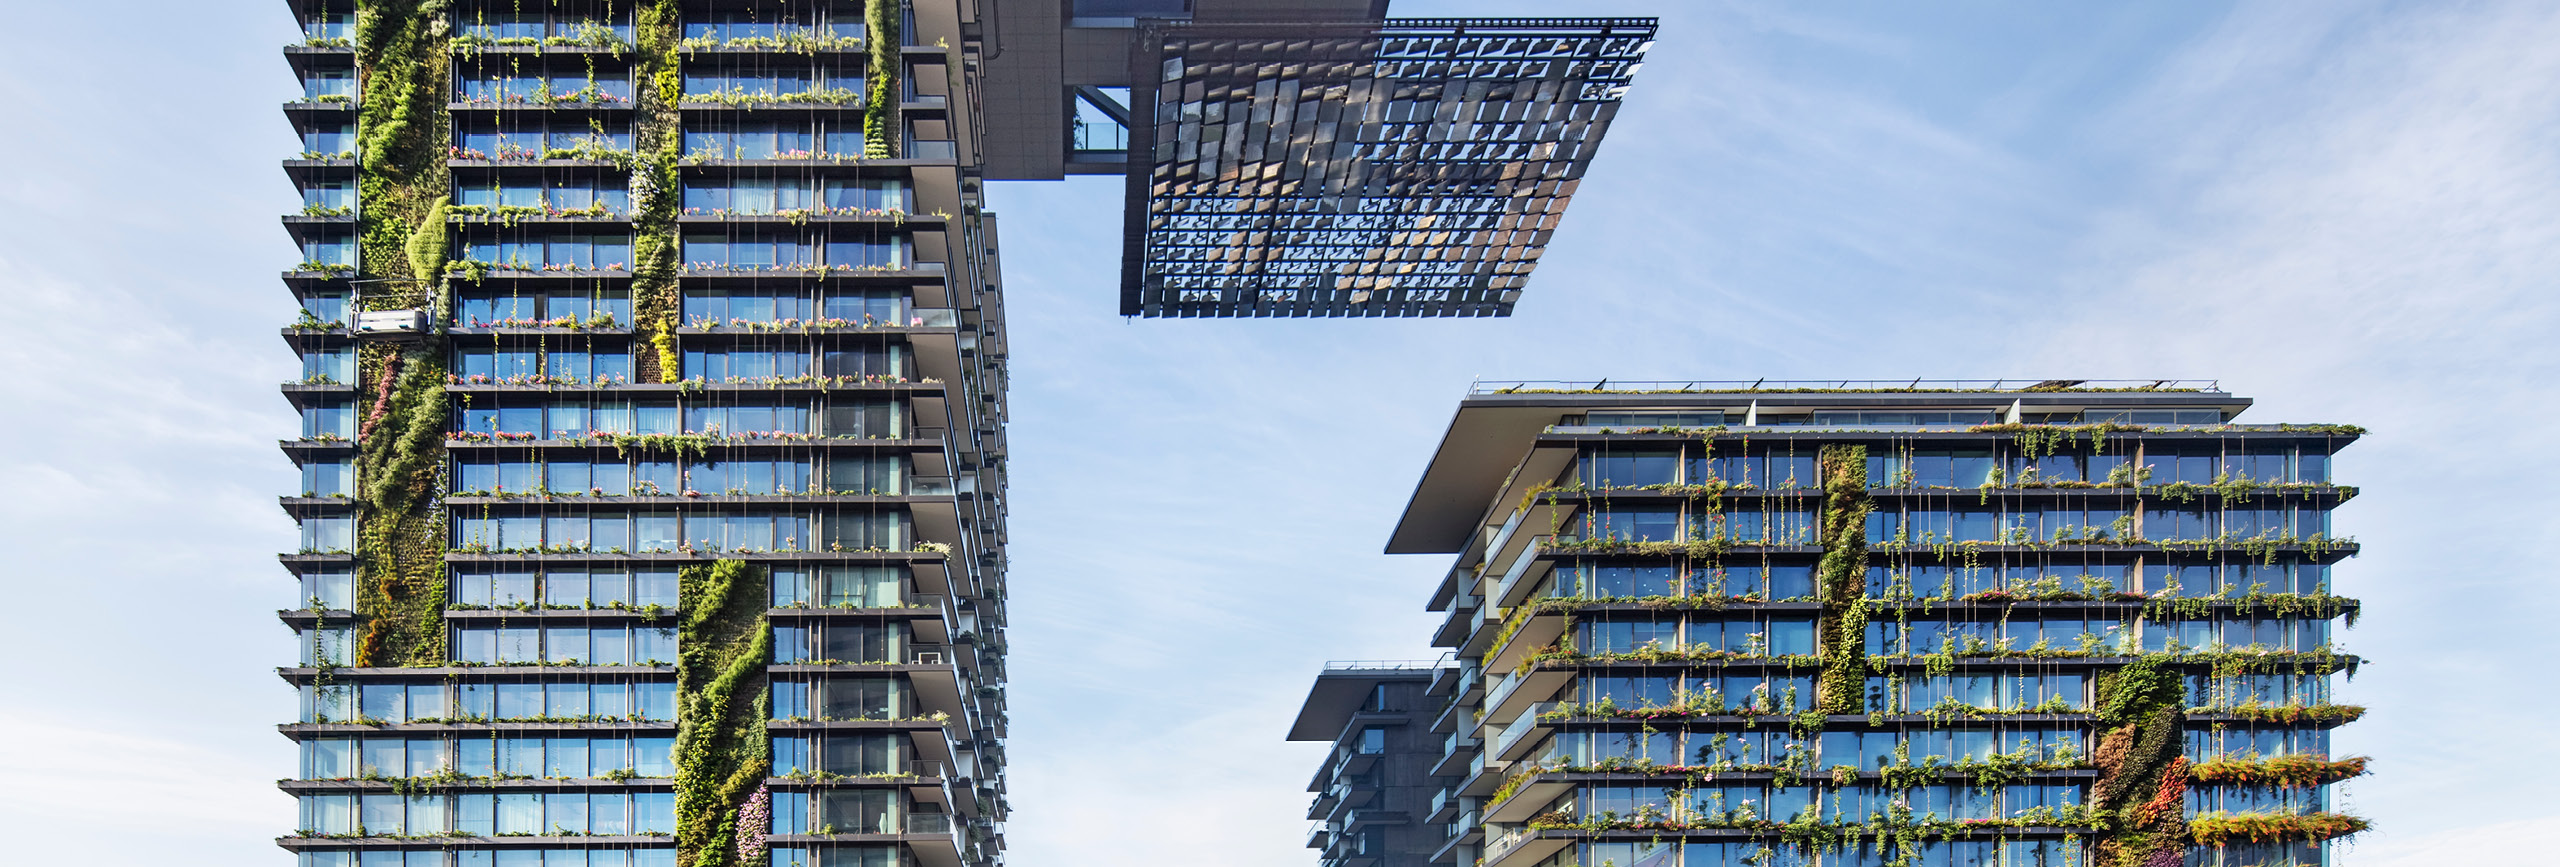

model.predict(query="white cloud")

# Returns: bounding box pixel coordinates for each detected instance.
[2019,0,2560,855]
[0,711,289,856]
[2336,815,2560,866]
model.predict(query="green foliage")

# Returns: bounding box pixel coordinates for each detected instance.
[2098,656,2182,728]
[2188,811,2369,845]
[2088,657,2191,866]
[405,196,450,282]
[354,0,452,290]
[675,561,771,867]
[353,349,449,667]
[1815,445,1870,713]
[863,0,901,158]
[2187,755,2368,788]
[631,1,684,383]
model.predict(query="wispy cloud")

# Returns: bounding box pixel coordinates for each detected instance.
[2020,0,2560,846]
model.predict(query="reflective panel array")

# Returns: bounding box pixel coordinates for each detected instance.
[1123,18,1657,318]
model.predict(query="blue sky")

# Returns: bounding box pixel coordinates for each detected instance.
[0,0,2551,864]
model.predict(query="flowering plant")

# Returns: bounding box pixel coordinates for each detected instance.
[734,785,771,863]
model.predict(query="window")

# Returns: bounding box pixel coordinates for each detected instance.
[437,679,676,722]
[452,343,632,384]
[685,402,818,437]
[304,11,354,41]
[301,460,353,497]
[2085,409,2224,424]
[299,517,354,553]
[1573,564,1678,598]
[682,2,867,45]
[298,569,354,610]
[300,346,354,383]
[299,627,354,666]
[453,397,682,437]
[1581,619,1677,653]
[1584,411,1724,428]
[1810,410,2000,427]
[301,235,356,268]
[454,120,634,160]
[1577,449,1678,487]
[303,69,355,100]
[456,68,632,105]
[1870,449,1994,487]
[303,179,354,212]
[683,119,867,160]
[453,176,631,216]
[301,123,354,157]
[682,62,863,101]
[768,846,902,867]
[771,734,909,775]
[773,622,909,664]
[1867,508,1999,544]
[769,565,905,607]
[683,287,907,325]
[450,568,677,609]
[459,232,632,271]
[1583,506,1679,542]
[458,11,635,44]
[458,287,633,327]
[2184,726,2327,760]
[1712,506,1818,544]
[302,401,355,439]
[683,233,908,271]
[683,178,910,216]
[449,624,676,665]
[783,676,902,720]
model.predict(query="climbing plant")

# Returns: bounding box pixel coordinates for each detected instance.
[350,0,452,669]
[2088,656,2189,866]
[675,560,773,867]
[632,0,684,382]
[1815,444,1870,714]
[863,0,901,157]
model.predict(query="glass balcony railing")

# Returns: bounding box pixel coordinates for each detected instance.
[1489,702,1556,759]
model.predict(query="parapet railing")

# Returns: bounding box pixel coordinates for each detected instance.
[1470,379,2223,395]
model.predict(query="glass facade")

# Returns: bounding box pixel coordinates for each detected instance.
[1361,388,2363,867]
[279,3,1005,866]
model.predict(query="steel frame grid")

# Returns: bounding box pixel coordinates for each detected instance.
[1119,17,1657,318]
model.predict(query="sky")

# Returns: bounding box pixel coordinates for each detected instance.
[0,0,2551,864]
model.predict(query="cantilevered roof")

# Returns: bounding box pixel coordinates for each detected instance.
[1286,662,1438,741]
[1384,382,2254,554]
[1120,17,1658,317]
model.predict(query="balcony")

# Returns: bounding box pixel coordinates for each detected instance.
[1488,702,1557,762]
[1481,826,1575,867]
[1490,536,1560,609]
[1480,665,1572,730]
[1426,788,1462,825]
[1431,593,1479,648]
[905,139,958,160]
[1482,601,1572,676]
[1456,747,1505,798]
[1431,731,1478,778]
[1305,821,1335,850]
[1483,769,1574,824]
